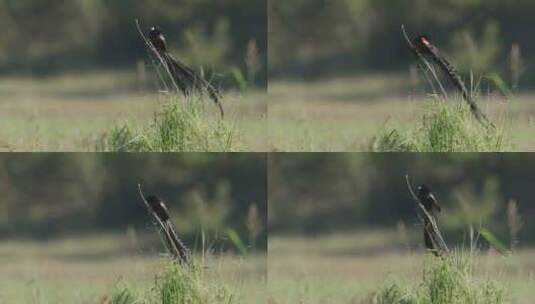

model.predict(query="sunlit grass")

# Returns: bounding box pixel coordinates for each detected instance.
[98,95,242,152]
[370,98,511,152]
[0,234,266,304]
[0,71,266,152]
[268,232,535,304]
[365,252,509,304]
[268,75,535,152]
[109,259,238,304]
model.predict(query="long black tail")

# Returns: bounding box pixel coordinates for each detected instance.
[163,219,192,266]
[424,219,440,257]
[163,53,225,118]
[427,48,495,129]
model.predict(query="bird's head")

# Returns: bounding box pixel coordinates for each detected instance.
[417,184,431,195]
[149,27,165,42]
[149,27,162,36]
[413,35,432,51]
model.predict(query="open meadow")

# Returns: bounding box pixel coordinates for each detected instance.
[0,233,267,304]
[269,74,535,152]
[268,231,535,304]
[0,71,266,152]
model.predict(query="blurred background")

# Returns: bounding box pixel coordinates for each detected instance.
[270,0,534,80]
[270,153,535,241]
[268,0,535,151]
[268,153,535,303]
[0,0,267,151]
[0,153,267,302]
[0,153,266,248]
[0,0,266,84]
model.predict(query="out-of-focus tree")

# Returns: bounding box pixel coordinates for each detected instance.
[0,0,267,87]
[269,154,535,245]
[270,0,535,85]
[0,154,267,250]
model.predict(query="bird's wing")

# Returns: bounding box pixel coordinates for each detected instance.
[429,193,441,212]
[165,54,224,117]
[159,201,170,215]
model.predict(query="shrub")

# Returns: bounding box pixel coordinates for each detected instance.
[370,99,510,152]
[99,96,241,152]
[366,252,509,304]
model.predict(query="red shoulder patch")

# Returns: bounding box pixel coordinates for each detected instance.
[421,37,431,47]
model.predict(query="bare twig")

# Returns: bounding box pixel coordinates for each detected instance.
[405,175,449,256]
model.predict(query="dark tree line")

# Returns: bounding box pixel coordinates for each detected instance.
[0,154,267,250]
[269,154,535,245]
[270,0,535,86]
[0,0,267,87]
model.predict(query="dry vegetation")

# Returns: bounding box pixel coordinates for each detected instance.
[0,71,266,152]
[0,233,266,303]
[268,74,535,151]
[268,231,535,304]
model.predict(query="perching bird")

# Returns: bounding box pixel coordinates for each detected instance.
[411,35,493,128]
[148,27,224,117]
[417,184,442,216]
[412,35,467,100]
[145,195,191,265]
[416,184,443,256]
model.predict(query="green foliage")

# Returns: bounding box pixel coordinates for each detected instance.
[270,0,535,80]
[107,260,236,304]
[449,22,501,75]
[99,96,241,152]
[0,0,267,86]
[370,99,510,152]
[366,253,509,304]
[230,67,249,94]
[161,263,234,304]
[226,228,248,256]
[480,228,510,256]
[110,283,138,304]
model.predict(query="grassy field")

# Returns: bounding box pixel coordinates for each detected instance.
[268,73,535,151]
[0,71,266,152]
[0,233,267,303]
[268,230,535,304]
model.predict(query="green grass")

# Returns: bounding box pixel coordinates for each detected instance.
[366,252,508,304]
[0,234,266,304]
[370,99,511,152]
[98,95,242,152]
[0,71,266,151]
[108,260,236,304]
[268,74,535,152]
[268,232,535,304]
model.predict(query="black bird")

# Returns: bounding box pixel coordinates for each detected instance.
[412,35,436,56]
[416,184,443,256]
[148,27,224,117]
[145,195,191,265]
[417,184,442,216]
[149,27,167,53]
[146,194,171,222]
[410,35,493,128]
